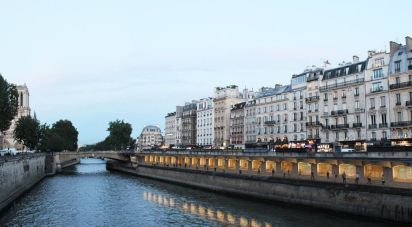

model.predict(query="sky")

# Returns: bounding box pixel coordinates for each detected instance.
[0,0,410,145]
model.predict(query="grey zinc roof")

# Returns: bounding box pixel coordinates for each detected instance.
[256,85,291,98]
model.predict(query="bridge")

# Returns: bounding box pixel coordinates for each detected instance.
[52,151,132,172]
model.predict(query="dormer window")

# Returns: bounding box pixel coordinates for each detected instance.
[395,61,401,73]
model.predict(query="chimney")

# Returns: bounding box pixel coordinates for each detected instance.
[406,36,412,51]
[275,84,282,89]
[353,55,359,63]
[390,41,401,56]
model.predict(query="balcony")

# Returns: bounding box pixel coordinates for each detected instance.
[307,134,320,139]
[380,105,386,109]
[323,98,328,102]
[370,87,384,93]
[391,121,412,127]
[354,108,364,113]
[354,93,359,97]
[369,106,375,110]
[330,124,349,130]
[368,124,378,129]
[409,65,412,70]
[306,121,322,127]
[406,101,412,107]
[264,120,277,125]
[331,109,348,116]
[390,81,412,90]
[396,102,402,106]
[320,78,365,92]
[379,123,388,128]
[305,96,320,103]
[352,123,363,128]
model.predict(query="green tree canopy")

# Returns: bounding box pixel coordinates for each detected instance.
[106,120,133,150]
[13,115,40,150]
[47,120,79,152]
[0,74,19,133]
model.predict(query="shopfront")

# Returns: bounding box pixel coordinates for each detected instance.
[265,160,276,172]
[281,161,293,173]
[339,163,356,177]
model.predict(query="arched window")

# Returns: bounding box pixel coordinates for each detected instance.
[20,92,23,107]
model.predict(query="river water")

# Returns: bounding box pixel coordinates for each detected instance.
[0,158,395,226]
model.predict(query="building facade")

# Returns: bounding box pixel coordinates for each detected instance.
[175,106,183,146]
[388,37,412,144]
[229,102,246,148]
[244,100,257,144]
[2,85,31,150]
[196,98,214,146]
[164,112,176,146]
[182,101,198,146]
[213,85,244,148]
[136,125,163,150]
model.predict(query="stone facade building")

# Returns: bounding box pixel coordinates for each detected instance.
[388,37,412,144]
[136,125,163,150]
[1,85,31,150]
[229,102,246,148]
[305,68,323,141]
[244,100,257,144]
[182,101,198,146]
[213,86,244,148]
[175,106,183,146]
[196,98,214,146]
[164,112,176,146]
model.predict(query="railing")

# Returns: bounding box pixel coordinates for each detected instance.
[389,81,412,90]
[396,102,402,106]
[331,109,348,116]
[305,96,319,103]
[306,121,322,127]
[264,120,277,125]
[406,101,412,106]
[330,124,349,129]
[391,121,412,127]
[370,87,385,93]
[320,78,364,92]
[368,124,377,129]
[379,123,388,128]
[352,123,363,128]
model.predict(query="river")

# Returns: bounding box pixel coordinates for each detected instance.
[0,158,395,226]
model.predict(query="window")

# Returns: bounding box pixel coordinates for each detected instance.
[355,87,359,96]
[373,69,384,79]
[372,82,382,92]
[372,132,376,140]
[370,98,375,109]
[396,93,401,104]
[371,115,376,125]
[395,61,401,73]
[409,92,412,101]
[381,113,387,124]
[324,93,328,100]
[380,96,386,107]
[382,131,387,139]
[397,112,402,122]
[396,77,401,84]
[375,58,384,67]
[356,115,360,123]
[355,100,360,109]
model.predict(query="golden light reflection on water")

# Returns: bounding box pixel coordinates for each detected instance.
[143,191,272,227]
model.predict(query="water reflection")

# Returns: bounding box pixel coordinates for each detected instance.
[143,191,272,227]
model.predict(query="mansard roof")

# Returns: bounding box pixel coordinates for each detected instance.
[322,61,367,80]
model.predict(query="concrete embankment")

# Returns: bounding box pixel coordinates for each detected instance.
[107,162,412,224]
[0,154,46,213]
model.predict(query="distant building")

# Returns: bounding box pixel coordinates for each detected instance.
[230,102,246,148]
[182,101,198,146]
[175,106,183,146]
[213,85,245,148]
[164,112,176,146]
[1,85,31,150]
[136,125,163,150]
[196,98,214,146]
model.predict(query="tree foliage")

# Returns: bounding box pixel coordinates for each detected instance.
[46,120,79,152]
[80,120,133,151]
[13,115,40,150]
[0,74,19,133]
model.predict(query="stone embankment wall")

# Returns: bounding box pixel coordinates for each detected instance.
[0,154,46,212]
[108,163,412,223]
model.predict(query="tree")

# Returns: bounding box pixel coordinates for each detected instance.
[13,115,40,150]
[106,120,133,150]
[0,74,18,133]
[47,120,79,152]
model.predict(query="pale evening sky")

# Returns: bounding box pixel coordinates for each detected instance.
[0,0,410,145]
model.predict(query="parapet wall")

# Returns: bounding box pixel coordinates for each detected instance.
[109,163,412,223]
[0,155,46,212]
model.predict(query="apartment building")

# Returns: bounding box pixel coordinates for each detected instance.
[196,98,214,146]
[229,102,246,148]
[164,112,176,146]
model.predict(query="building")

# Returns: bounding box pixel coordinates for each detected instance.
[364,51,391,144]
[255,85,292,143]
[182,101,198,146]
[196,98,214,147]
[164,112,176,147]
[320,57,368,150]
[244,100,257,144]
[213,85,244,148]
[136,125,163,150]
[290,71,308,142]
[229,102,246,148]
[305,68,323,142]
[388,36,412,145]
[1,85,31,150]
[175,106,183,146]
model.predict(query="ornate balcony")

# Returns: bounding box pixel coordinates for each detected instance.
[305,96,320,103]
[379,123,388,128]
[264,121,277,126]
[319,78,364,92]
[331,109,348,116]
[391,121,412,127]
[406,101,412,107]
[389,81,412,90]
[330,124,349,130]
[368,124,378,129]
[352,123,363,128]
[306,121,322,127]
